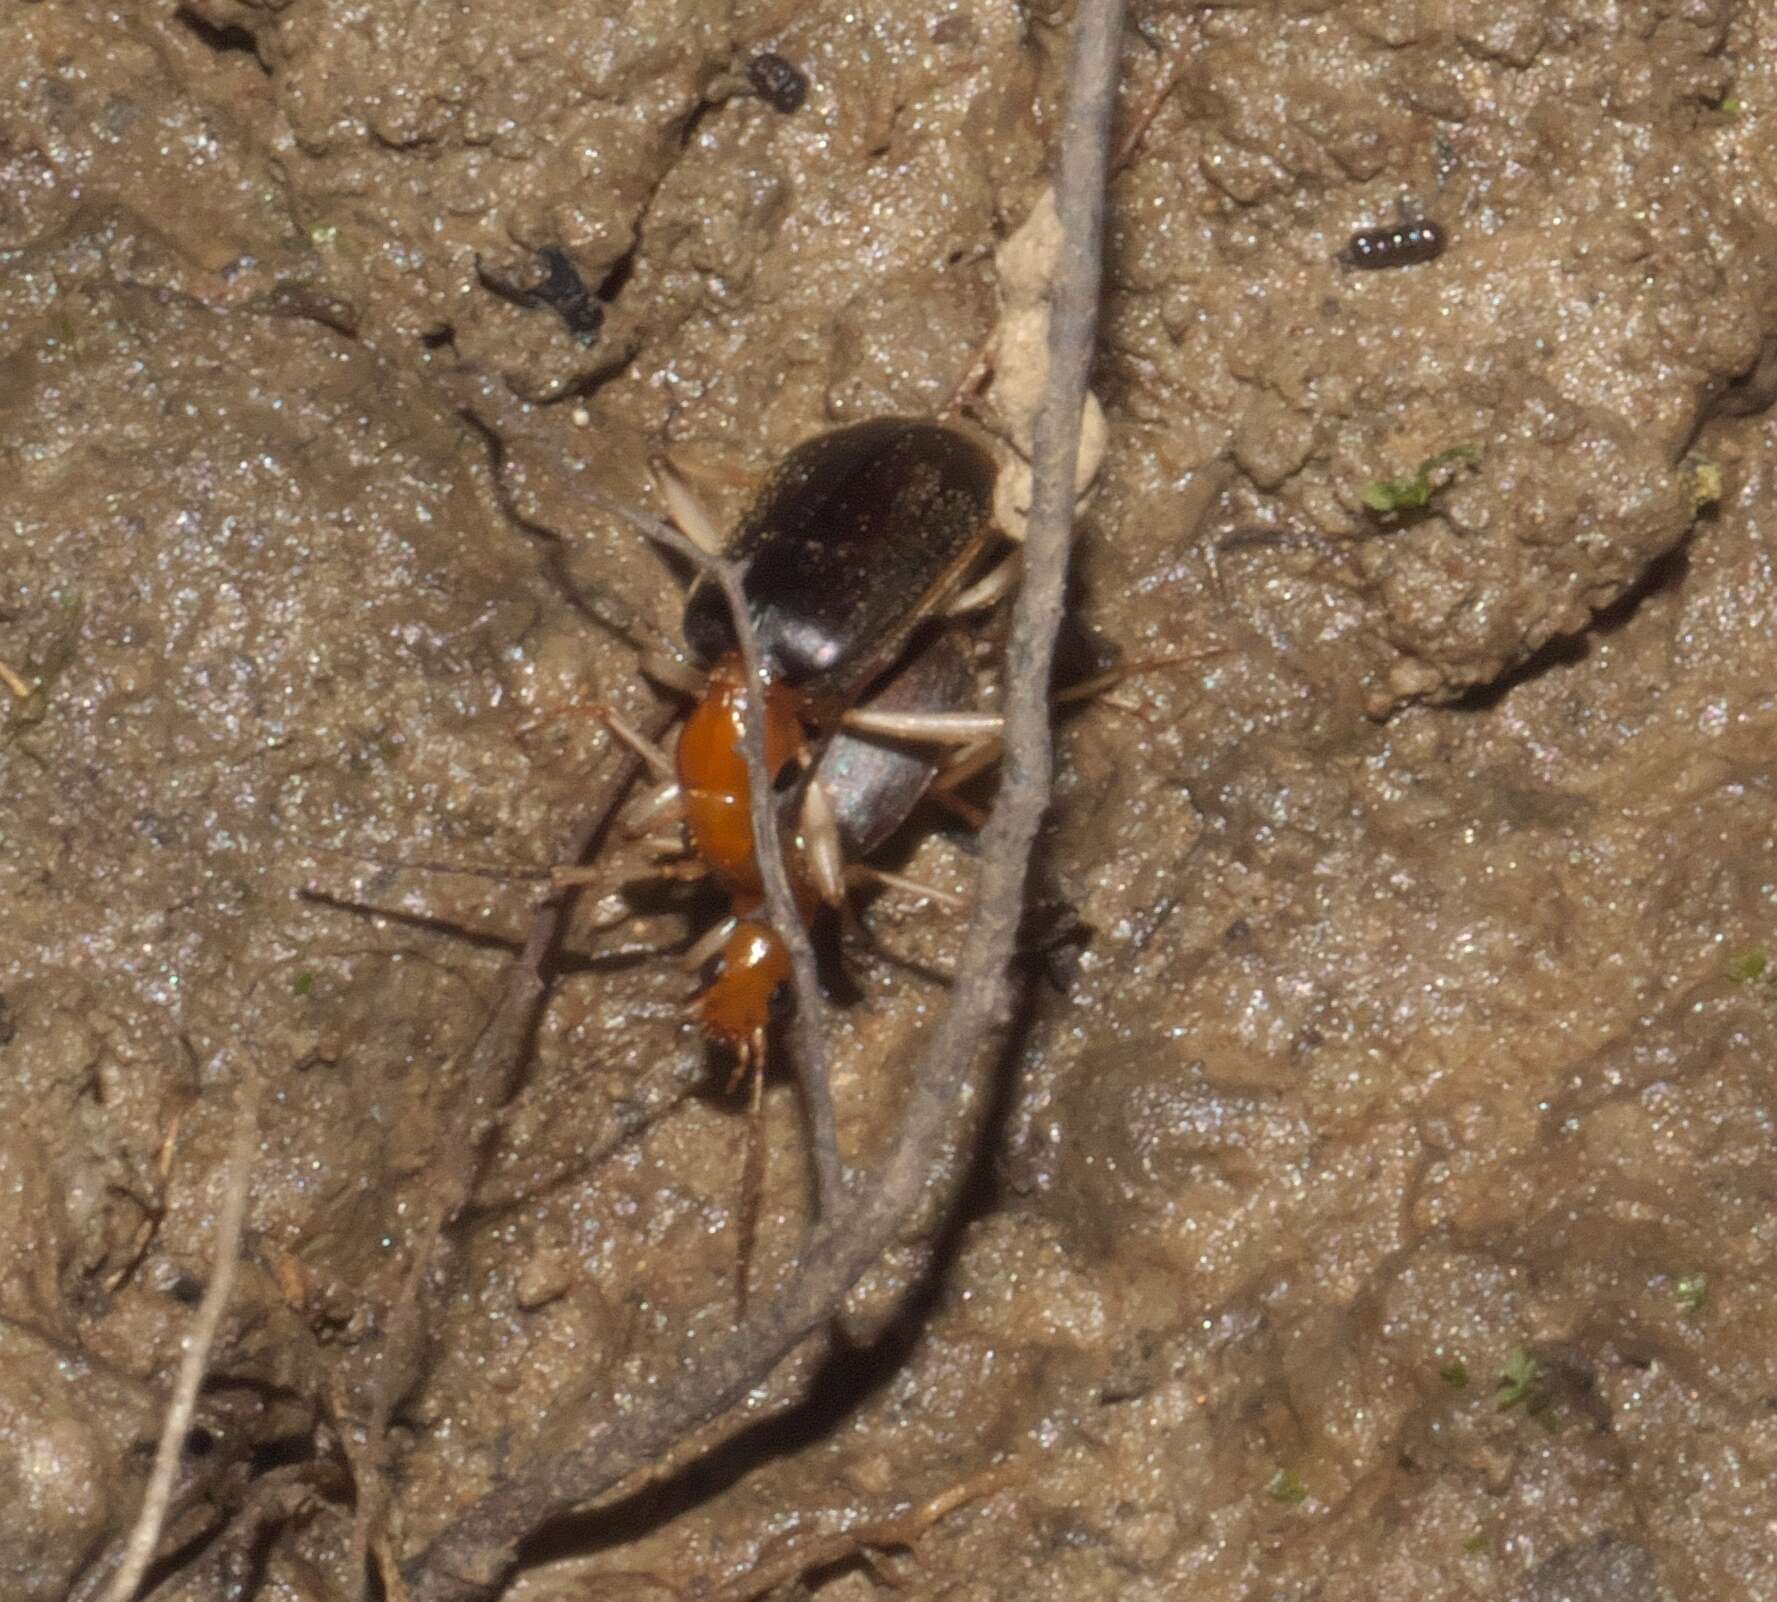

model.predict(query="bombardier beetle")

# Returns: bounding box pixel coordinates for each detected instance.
[592,417,1008,1079]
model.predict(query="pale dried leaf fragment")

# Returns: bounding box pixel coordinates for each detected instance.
[980,188,1109,539]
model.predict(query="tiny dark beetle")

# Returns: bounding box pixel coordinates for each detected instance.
[1342,217,1447,270]
[746,52,809,113]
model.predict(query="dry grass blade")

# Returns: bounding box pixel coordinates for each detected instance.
[403,3,1125,1595]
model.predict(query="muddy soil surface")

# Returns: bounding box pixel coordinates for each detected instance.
[3,1,1775,1598]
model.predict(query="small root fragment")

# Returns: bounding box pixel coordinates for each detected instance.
[702,1461,1020,1602]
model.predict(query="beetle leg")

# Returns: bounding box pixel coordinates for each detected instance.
[838,707,1005,744]
[639,647,706,697]
[844,863,968,911]
[729,1032,766,1099]
[847,648,1226,748]
[592,704,679,782]
[551,850,703,890]
[1051,647,1226,707]
[682,911,740,973]
[623,779,685,836]
[856,649,1228,833]
[941,328,995,416]
[798,778,849,908]
[931,738,1003,795]
[1110,55,1188,175]
[651,456,728,556]
[927,787,990,831]
[919,739,999,829]
[525,696,679,781]
[947,550,1021,615]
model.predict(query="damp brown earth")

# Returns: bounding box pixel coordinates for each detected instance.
[3,2,1776,1598]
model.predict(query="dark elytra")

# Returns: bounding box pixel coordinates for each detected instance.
[682,418,997,717]
[1342,218,1447,269]
[813,626,976,861]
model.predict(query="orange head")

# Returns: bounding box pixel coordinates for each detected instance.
[676,654,807,896]
[695,917,792,1071]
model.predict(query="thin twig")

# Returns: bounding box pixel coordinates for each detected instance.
[402,1,1124,1594]
[98,1061,261,1602]
[580,487,845,1221]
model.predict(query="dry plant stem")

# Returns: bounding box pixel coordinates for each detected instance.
[581,486,844,1220]
[351,752,647,1596]
[402,1,1123,1594]
[97,1062,260,1602]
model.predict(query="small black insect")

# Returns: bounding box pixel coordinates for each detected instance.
[746,51,809,114]
[475,246,604,342]
[1342,218,1447,270]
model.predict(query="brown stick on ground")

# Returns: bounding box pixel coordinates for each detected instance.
[400,2,1126,1595]
[93,1059,260,1602]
